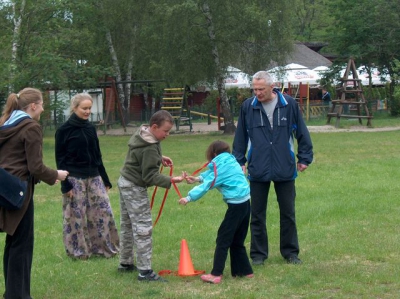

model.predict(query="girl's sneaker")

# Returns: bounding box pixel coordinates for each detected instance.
[201,274,222,284]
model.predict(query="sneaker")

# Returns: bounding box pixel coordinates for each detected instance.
[252,259,264,266]
[118,264,137,272]
[233,273,254,278]
[138,270,167,282]
[201,274,222,284]
[286,256,302,265]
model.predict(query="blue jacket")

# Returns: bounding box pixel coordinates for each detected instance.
[186,152,250,204]
[232,89,313,182]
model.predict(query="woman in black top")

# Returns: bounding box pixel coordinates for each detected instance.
[55,93,119,259]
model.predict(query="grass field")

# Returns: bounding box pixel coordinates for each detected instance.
[1,123,400,298]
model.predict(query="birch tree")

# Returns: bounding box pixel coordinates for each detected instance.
[89,0,151,123]
[200,2,234,132]
[148,0,294,134]
[9,0,25,92]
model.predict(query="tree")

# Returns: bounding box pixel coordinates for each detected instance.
[145,0,294,134]
[325,0,400,115]
[0,0,111,93]
[9,0,25,92]
[289,0,336,43]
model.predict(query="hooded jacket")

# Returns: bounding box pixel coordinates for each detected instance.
[55,113,111,194]
[186,152,250,204]
[233,89,313,182]
[120,125,171,189]
[0,117,58,235]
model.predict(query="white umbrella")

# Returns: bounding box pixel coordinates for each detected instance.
[268,65,320,87]
[313,66,330,72]
[338,66,389,87]
[283,63,308,70]
[224,66,251,89]
[357,66,389,86]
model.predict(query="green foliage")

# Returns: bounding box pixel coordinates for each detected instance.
[199,88,252,116]
[392,86,400,116]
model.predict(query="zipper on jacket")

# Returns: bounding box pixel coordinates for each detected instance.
[278,107,280,127]
[82,129,92,174]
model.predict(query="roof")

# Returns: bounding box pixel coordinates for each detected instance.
[267,42,332,70]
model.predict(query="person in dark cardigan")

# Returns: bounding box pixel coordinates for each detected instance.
[55,93,119,260]
[0,88,69,299]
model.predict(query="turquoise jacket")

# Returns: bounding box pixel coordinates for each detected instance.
[186,152,250,204]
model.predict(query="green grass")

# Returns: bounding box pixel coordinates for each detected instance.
[2,124,400,298]
[306,112,400,128]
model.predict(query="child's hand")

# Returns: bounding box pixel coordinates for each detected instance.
[185,175,199,184]
[179,198,189,205]
[162,156,173,167]
[172,172,187,183]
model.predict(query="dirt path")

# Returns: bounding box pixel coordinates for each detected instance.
[97,122,400,136]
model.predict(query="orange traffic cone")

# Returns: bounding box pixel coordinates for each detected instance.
[177,239,205,276]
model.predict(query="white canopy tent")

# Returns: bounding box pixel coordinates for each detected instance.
[268,64,321,87]
[194,66,251,91]
[356,66,390,86]
[337,66,390,87]
[224,66,251,89]
[312,65,390,87]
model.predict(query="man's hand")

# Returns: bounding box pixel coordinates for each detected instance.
[297,163,308,172]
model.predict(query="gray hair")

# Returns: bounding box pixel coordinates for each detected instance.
[253,71,274,85]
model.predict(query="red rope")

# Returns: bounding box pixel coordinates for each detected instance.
[151,162,217,227]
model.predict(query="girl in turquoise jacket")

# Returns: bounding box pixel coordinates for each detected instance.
[179,140,253,284]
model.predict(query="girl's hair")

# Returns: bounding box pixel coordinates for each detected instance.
[0,88,43,125]
[149,110,174,127]
[70,93,93,114]
[206,140,231,161]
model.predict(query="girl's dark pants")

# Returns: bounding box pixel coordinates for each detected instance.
[3,197,34,299]
[211,200,253,277]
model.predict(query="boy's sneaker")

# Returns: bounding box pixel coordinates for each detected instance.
[138,270,167,282]
[201,274,222,284]
[118,264,137,272]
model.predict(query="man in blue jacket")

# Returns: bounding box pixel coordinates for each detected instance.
[233,71,313,265]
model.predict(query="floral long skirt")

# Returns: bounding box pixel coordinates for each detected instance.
[62,176,119,259]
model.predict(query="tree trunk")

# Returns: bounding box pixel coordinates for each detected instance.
[124,26,137,122]
[9,0,26,92]
[201,2,236,134]
[105,30,127,123]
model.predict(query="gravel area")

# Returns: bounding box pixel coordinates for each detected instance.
[97,122,400,136]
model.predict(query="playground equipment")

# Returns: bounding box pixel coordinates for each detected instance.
[161,88,192,131]
[327,59,373,127]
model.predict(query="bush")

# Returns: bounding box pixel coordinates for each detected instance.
[195,88,252,117]
[392,86,400,116]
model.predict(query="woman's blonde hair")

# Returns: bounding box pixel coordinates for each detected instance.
[70,93,93,115]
